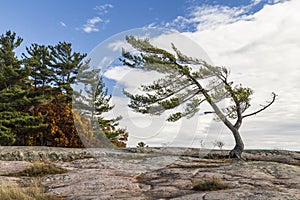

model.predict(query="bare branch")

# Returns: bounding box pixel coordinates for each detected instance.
[242,92,277,119]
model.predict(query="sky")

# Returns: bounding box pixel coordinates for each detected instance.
[1,0,299,151]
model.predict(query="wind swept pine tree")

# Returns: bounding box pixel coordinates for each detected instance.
[0,31,46,145]
[121,36,277,158]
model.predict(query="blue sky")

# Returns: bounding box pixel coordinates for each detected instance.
[1,0,189,53]
[1,0,276,54]
[1,0,299,150]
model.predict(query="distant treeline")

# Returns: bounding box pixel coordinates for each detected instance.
[0,31,128,147]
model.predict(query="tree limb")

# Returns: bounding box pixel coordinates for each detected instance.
[242,92,277,119]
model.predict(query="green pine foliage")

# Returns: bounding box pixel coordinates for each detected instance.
[0,31,47,146]
[0,31,24,89]
[121,36,208,120]
[0,30,128,147]
[75,65,128,147]
[22,43,53,89]
[0,86,47,145]
[121,35,276,123]
[49,42,87,103]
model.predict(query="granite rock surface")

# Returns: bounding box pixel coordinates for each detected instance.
[0,147,299,199]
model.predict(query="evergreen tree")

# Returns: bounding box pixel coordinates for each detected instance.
[0,31,46,145]
[0,31,128,147]
[0,31,24,89]
[121,36,277,158]
[22,43,53,90]
[49,42,86,103]
[94,74,128,147]
[75,65,128,147]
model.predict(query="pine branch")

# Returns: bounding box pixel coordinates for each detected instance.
[242,92,277,119]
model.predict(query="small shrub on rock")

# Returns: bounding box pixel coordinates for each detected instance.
[192,176,228,191]
[0,182,64,200]
[5,162,67,177]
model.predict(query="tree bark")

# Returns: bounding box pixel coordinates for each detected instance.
[201,95,243,158]
[204,94,245,158]
[228,128,244,158]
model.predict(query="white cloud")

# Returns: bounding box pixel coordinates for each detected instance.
[165,16,193,30]
[94,4,113,15]
[107,40,133,52]
[165,4,251,31]
[250,0,287,5]
[192,5,251,31]
[103,66,131,85]
[60,21,66,27]
[83,16,108,33]
[181,0,300,150]
[82,4,113,33]
[166,1,289,32]
[104,66,163,91]
[97,56,114,69]
[88,17,102,24]
[251,0,264,5]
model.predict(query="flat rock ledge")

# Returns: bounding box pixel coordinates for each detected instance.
[0,146,299,200]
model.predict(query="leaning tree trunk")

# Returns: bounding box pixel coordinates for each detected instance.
[185,71,246,158]
[206,99,245,159]
[228,128,244,159]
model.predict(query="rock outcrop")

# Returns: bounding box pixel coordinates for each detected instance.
[0,147,299,199]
